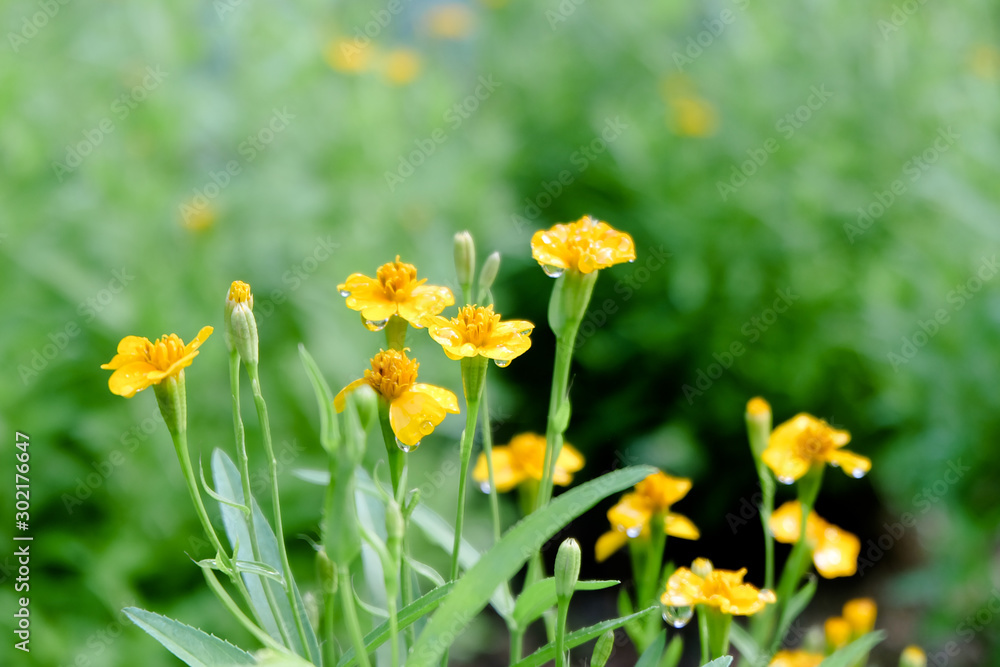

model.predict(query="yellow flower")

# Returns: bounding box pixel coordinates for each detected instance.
[769,650,824,667]
[424,304,533,363]
[900,646,927,667]
[324,38,375,73]
[843,597,877,636]
[338,256,455,328]
[770,501,860,578]
[825,616,852,651]
[334,348,459,449]
[662,558,775,616]
[762,413,870,483]
[422,3,475,39]
[101,327,214,398]
[595,471,699,562]
[531,215,636,275]
[382,49,420,85]
[472,432,584,492]
[180,201,216,231]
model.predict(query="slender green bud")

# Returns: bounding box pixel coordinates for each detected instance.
[225,281,259,365]
[590,630,615,667]
[555,538,582,601]
[454,231,476,299]
[745,396,772,462]
[352,383,379,433]
[477,251,501,302]
[900,646,927,667]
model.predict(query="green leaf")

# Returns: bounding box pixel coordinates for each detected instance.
[337,582,455,667]
[773,577,817,651]
[298,344,340,454]
[407,465,656,667]
[510,607,659,667]
[700,657,733,667]
[635,630,665,667]
[405,555,446,588]
[662,635,683,667]
[195,558,284,584]
[817,631,886,667]
[123,607,256,667]
[728,622,762,665]
[513,578,619,630]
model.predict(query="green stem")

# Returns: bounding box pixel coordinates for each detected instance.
[510,630,524,664]
[534,333,577,512]
[388,598,400,667]
[480,390,503,545]
[247,364,317,664]
[698,605,710,665]
[707,609,733,660]
[203,568,290,654]
[324,579,338,667]
[377,401,405,496]
[555,599,570,667]
[639,515,667,611]
[773,466,824,632]
[339,568,371,667]
[450,389,482,580]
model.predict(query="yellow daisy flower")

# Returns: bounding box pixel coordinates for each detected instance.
[338,256,455,328]
[843,597,877,636]
[595,471,699,562]
[825,616,852,651]
[770,501,861,578]
[769,650,824,667]
[762,413,871,483]
[334,348,459,449]
[530,215,636,275]
[662,558,775,616]
[101,327,214,398]
[424,304,533,364]
[472,432,584,492]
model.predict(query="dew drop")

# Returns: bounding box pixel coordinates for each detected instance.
[364,317,389,332]
[494,359,511,368]
[395,437,420,453]
[339,289,351,297]
[479,481,492,494]
[419,420,434,435]
[661,605,693,629]
[777,475,795,485]
[626,526,641,538]
[628,257,636,263]
[851,468,866,479]
[542,264,565,278]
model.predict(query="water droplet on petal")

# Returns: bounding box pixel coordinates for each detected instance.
[829,461,841,468]
[364,317,389,332]
[541,264,564,278]
[628,257,636,263]
[395,437,420,453]
[777,475,795,485]
[419,420,434,435]
[851,468,866,479]
[626,526,641,538]
[494,358,511,368]
[479,481,492,494]
[661,604,693,629]
[339,289,351,297]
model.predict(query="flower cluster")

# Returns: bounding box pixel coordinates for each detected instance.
[770,500,860,578]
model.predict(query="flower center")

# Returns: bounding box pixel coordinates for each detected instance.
[376,256,419,300]
[228,280,252,304]
[795,426,833,460]
[364,349,419,400]
[456,305,499,346]
[147,335,187,372]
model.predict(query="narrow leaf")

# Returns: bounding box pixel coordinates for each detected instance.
[635,630,665,667]
[700,657,733,667]
[510,607,659,667]
[774,577,817,650]
[513,578,619,630]
[728,622,762,665]
[407,465,656,667]
[124,607,256,667]
[817,631,886,667]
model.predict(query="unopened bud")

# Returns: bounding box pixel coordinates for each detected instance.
[477,251,501,301]
[555,538,581,601]
[745,396,772,460]
[225,280,259,365]
[590,630,615,667]
[454,231,476,298]
[691,557,714,578]
[352,384,379,432]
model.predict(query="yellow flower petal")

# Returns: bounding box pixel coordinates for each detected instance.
[813,524,860,578]
[408,383,460,414]
[339,259,453,327]
[843,598,877,635]
[389,386,453,447]
[108,361,158,398]
[102,328,213,398]
[472,447,525,492]
[826,448,871,478]
[769,650,825,667]
[334,378,368,412]
[426,305,533,363]
[595,529,628,563]
[531,216,636,275]
[661,567,704,607]
[663,563,774,616]
[664,512,700,540]
[397,285,455,326]
[607,493,652,534]
[101,335,150,369]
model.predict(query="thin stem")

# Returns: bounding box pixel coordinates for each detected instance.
[534,333,577,512]
[480,390,502,545]
[377,401,405,498]
[450,395,481,580]
[698,605,710,666]
[388,598,400,667]
[324,580,338,667]
[555,599,570,667]
[247,364,316,664]
[639,516,667,611]
[510,630,524,664]
[339,569,371,667]
[203,568,289,654]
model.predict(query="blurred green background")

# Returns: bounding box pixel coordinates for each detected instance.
[2,0,999,664]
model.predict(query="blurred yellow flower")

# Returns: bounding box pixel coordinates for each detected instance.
[531,215,636,275]
[334,349,459,449]
[662,558,775,616]
[900,645,927,667]
[180,201,216,231]
[424,304,533,363]
[969,45,1000,80]
[762,413,870,483]
[101,327,213,398]
[595,471,699,562]
[423,3,475,39]
[668,95,718,137]
[825,616,852,651]
[325,38,375,73]
[770,500,860,578]
[769,650,824,667]
[382,49,421,84]
[843,597,877,636]
[339,256,455,328]
[472,432,584,492]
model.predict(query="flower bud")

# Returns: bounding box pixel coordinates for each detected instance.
[900,646,926,667]
[745,396,772,461]
[453,231,476,298]
[691,557,714,578]
[555,538,582,601]
[477,251,501,302]
[352,383,379,432]
[225,281,259,365]
[590,630,615,667]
